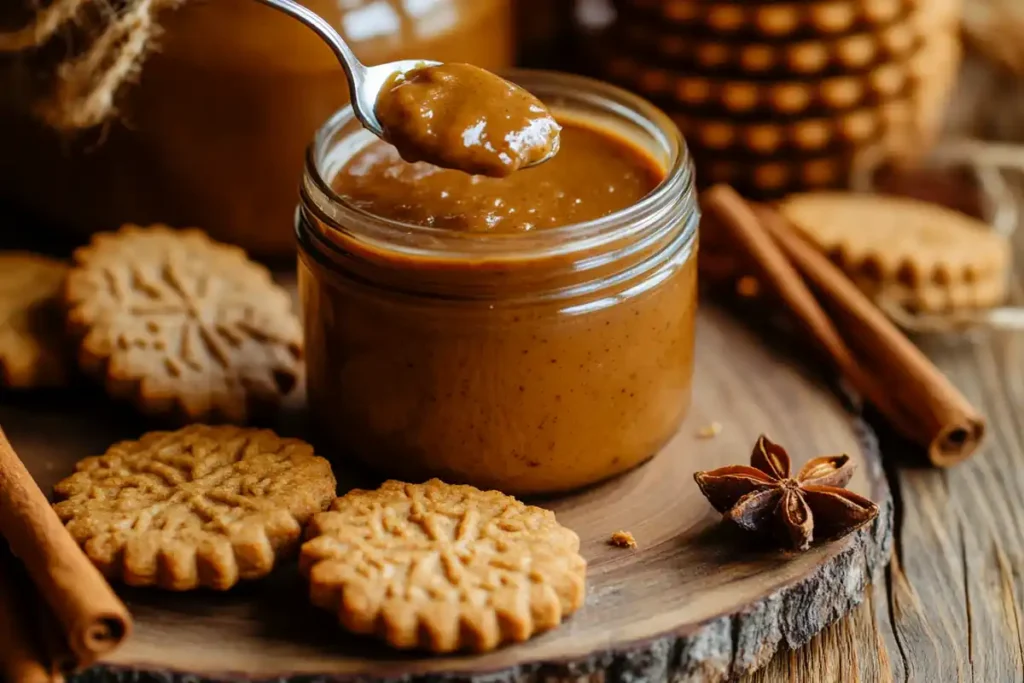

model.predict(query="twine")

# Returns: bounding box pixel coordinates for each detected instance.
[0,0,183,131]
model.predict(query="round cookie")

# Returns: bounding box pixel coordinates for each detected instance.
[617,0,958,77]
[53,425,337,591]
[699,151,863,195]
[603,31,955,117]
[64,225,303,424]
[615,0,918,40]
[0,252,69,389]
[673,95,920,155]
[618,12,920,76]
[778,192,1011,310]
[854,273,1010,313]
[300,479,587,653]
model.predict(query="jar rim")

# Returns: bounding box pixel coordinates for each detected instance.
[301,69,696,263]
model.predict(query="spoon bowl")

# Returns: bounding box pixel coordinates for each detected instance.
[254,0,557,170]
[356,60,441,137]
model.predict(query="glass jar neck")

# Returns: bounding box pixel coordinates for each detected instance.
[297,70,698,303]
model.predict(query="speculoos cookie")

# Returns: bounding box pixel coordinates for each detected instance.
[64,225,303,423]
[615,0,917,40]
[779,192,1011,311]
[53,424,337,591]
[300,479,587,653]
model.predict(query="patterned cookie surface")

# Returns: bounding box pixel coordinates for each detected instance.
[674,95,918,155]
[700,150,865,196]
[603,31,953,117]
[301,479,587,653]
[853,273,1009,312]
[615,0,918,39]
[0,253,69,388]
[53,425,337,591]
[779,192,1011,292]
[618,12,920,76]
[64,225,303,423]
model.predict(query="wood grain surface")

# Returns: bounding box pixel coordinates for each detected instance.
[735,53,1024,683]
[3,50,1021,683]
[0,301,891,682]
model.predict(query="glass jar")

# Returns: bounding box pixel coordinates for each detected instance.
[297,71,699,495]
[0,0,513,258]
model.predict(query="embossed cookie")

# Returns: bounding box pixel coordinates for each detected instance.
[618,14,921,76]
[852,273,1010,313]
[603,33,952,116]
[700,152,855,195]
[674,96,917,155]
[53,425,337,591]
[779,192,1011,310]
[616,0,917,39]
[301,479,587,653]
[0,253,69,388]
[64,226,303,423]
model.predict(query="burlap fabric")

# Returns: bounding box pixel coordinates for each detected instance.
[0,0,183,131]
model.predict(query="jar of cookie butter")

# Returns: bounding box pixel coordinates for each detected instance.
[297,71,699,495]
[0,0,512,258]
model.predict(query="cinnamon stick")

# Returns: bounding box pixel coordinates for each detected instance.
[702,185,985,466]
[0,426,131,670]
[0,551,62,683]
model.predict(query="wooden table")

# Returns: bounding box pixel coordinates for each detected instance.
[1,194,1017,683]
[3,59,1021,683]
[743,197,1024,683]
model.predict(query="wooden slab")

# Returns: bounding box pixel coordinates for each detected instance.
[2,304,892,683]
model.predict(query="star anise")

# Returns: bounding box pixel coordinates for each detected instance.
[694,434,879,551]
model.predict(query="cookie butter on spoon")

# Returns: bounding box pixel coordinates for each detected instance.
[254,0,558,176]
[375,63,561,177]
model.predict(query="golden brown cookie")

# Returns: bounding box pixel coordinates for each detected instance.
[300,479,587,653]
[700,153,855,195]
[673,96,917,155]
[618,13,921,76]
[778,192,1012,309]
[853,272,1010,312]
[64,225,303,424]
[616,0,917,39]
[603,32,952,116]
[53,425,337,591]
[0,253,69,388]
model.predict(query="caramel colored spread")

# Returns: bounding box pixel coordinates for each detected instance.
[334,120,661,232]
[375,63,561,178]
[301,114,697,495]
[0,0,514,257]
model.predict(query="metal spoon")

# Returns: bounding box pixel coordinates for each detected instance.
[254,0,558,170]
[255,0,435,139]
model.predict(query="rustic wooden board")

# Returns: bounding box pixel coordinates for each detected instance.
[1,304,892,683]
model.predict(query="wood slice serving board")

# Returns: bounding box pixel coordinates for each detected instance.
[2,304,892,683]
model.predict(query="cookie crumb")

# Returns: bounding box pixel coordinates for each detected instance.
[609,530,637,549]
[697,422,723,439]
[736,276,760,298]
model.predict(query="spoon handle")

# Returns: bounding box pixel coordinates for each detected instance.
[253,0,365,88]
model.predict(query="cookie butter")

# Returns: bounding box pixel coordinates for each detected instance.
[0,0,513,257]
[375,63,561,177]
[336,122,656,230]
[299,72,699,494]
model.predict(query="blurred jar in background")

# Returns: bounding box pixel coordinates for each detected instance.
[0,0,513,258]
